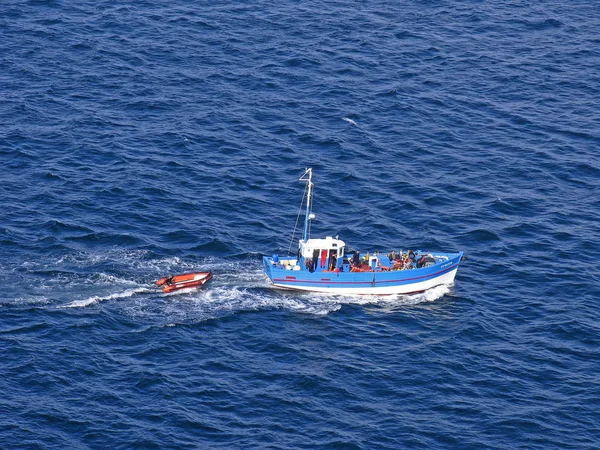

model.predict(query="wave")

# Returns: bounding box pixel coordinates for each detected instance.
[312,282,452,307]
[61,287,151,308]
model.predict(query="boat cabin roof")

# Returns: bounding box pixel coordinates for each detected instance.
[300,236,345,251]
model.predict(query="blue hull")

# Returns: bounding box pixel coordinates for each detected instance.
[263,251,463,295]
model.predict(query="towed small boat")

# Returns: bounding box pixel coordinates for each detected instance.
[155,272,213,293]
[263,169,464,295]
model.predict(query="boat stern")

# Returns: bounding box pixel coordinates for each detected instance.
[263,255,275,282]
[263,254,305,285]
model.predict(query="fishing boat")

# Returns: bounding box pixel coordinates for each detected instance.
[263,169,463,295]
[155,272,213,293]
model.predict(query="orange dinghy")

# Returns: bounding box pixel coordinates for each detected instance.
[155,272,213,293]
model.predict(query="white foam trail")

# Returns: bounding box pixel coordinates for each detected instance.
[11,295,50,306]
[308,283,452,307]
[95,273,139,286]
[196,285,247,303]
[342,117,358,126]
[52,254,453,319]
[422,283,451,302]
[61,287,150,308]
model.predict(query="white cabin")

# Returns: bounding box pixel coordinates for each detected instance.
[299,236,346,271]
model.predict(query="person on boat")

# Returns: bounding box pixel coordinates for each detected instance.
[352,250,360,267]
[165,275,174,286]
[328,253,337,271]
[417,254,436,268]
[312,249,319,268]
[305,258,315,273]
[406,250,417,269]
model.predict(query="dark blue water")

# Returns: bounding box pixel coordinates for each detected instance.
[2,1,599,448]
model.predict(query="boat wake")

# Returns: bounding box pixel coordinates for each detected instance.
[310,282,452,308]
[7,250,454,321]
[61,287,151,309]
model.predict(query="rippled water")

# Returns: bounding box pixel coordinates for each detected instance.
[1,1,599,448]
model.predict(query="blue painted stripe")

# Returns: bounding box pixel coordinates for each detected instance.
[272,262,459,286]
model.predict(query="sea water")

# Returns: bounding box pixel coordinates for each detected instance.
[1,1,599,448]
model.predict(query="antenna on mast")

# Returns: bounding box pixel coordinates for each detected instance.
[299,168,314,242]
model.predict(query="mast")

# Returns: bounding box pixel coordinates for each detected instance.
[300,168,313,242]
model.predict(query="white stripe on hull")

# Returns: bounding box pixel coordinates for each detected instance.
[271,268,458,295]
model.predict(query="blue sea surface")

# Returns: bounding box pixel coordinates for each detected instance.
[1,1,599,448]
